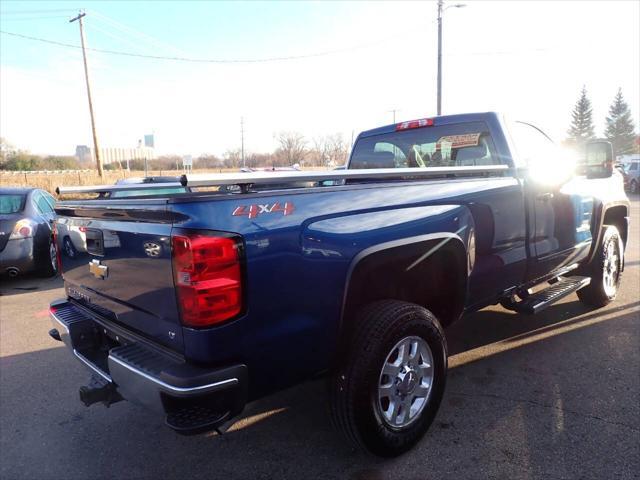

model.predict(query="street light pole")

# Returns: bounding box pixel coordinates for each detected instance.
[437,0,443,116]
[436,1,466,117]
[70,11,103,178]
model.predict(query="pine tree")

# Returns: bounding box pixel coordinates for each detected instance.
[605,88,636,157]
[567,86,596,146]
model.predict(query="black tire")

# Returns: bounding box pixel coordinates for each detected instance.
[63,236,77,258]
[577,225,623,308]
[630,180,638,195]
[329,300,447,457]
[38,238,58,277]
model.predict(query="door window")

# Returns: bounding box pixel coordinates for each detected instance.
[509,121,573,182]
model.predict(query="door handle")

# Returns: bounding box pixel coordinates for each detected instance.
[536,192,554,202]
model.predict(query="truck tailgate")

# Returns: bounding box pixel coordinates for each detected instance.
[55,202,184,353]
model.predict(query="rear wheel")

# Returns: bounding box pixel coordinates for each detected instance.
[630,179,638,194]
[577,225,623,307]
[330,300,447,457]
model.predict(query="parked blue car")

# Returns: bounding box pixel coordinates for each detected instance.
[49,112,629,456]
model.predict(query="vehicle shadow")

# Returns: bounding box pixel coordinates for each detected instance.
[1,300,638,480]
[0,273,63,297]
[446,298,640,356]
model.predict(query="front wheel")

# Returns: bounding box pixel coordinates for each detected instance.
[330,300,447,457]
[577,225,623,308]
[630,180,638,195]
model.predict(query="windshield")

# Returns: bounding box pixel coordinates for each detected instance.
[0,194,26,214]
[349,121,500,169]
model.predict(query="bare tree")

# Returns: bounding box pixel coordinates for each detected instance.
[326,133,348,167]
[310,134,348,168]
[275,131,307,166]
[196,154,223,169]
[223,149,242,169]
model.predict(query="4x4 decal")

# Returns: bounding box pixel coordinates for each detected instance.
[232,202,294,219]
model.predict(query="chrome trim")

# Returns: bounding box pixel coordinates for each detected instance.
[108,355,238,394]
[50,311,69,334]
[51,308,238,395]
[50,309,113,383]
[74,350,112,383]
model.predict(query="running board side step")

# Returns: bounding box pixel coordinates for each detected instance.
[509,276,591,315]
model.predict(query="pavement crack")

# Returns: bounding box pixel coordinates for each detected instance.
[449,390,640,432]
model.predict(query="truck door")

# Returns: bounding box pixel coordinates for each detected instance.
[510,122,593,280]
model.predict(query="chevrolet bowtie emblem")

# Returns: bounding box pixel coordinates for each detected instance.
[89,259,108,279]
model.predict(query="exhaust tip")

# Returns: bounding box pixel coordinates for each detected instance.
[5,267,19,278]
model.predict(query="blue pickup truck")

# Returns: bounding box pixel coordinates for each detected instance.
[49,112,629,457]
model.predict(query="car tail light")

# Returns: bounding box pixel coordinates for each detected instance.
[9,219,36,239]
[396,118,434,131]
[171,232,243,328]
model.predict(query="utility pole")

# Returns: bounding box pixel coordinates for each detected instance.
[388,109,400,123]
[437,0,443,116]
[240,117,245,168]
[70,11,103,178]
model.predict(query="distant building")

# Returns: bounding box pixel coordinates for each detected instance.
[75,144,156,167]
[75,145,91,162]
[100,146,156,166]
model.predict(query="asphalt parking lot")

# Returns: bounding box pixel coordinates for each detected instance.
[1,196,638,480]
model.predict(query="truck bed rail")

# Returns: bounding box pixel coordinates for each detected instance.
[57,165,509,195]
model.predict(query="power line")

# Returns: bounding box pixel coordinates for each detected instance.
[89,10,189,57]
[0,9,77,15]
[0,28,399,64]
[0,15,71,21]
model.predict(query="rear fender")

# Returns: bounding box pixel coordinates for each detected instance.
[331,211,473,362]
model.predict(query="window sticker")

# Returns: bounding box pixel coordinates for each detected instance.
[436,133,481,149]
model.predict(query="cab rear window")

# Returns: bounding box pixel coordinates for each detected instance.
[349,121,500,169]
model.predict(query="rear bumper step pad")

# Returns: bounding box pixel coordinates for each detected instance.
[50,300,247,434]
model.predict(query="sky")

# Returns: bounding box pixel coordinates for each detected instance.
[1,0,639,157]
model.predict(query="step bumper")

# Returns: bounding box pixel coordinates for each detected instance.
[49,299,247,433]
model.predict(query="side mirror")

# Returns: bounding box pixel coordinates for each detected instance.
[581,140,613,179]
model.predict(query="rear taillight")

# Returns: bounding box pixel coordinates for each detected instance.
[9,219,36,239]
[171,232,243,328]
